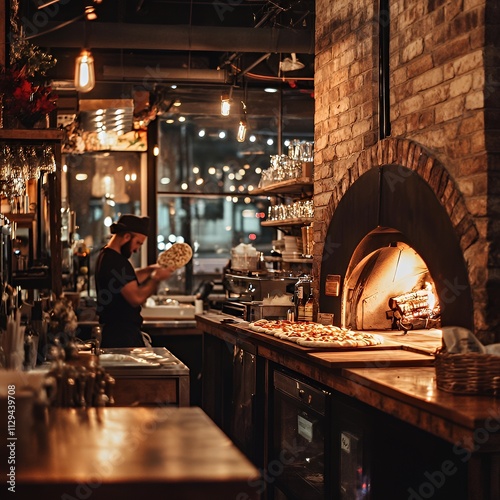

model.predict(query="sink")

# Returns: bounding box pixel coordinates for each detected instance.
[141,303,196,319]
[99,348,189,374]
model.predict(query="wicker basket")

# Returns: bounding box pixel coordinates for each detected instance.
[435,349,500,397]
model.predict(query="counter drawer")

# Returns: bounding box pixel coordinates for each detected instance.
[111,375,190,407]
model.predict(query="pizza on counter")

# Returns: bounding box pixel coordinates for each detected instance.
[248,319,383,348]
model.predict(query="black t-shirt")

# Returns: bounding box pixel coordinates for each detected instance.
[95,247,144,347]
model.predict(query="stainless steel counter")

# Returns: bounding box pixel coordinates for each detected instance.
[99,347,190,406]
[100,347,190,376]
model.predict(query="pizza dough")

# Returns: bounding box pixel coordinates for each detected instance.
[248,319,383,348]
[157,243,193,269]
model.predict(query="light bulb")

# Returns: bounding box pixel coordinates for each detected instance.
[220,94,231,116]
[75,49,95,93]
[237,119,247,142]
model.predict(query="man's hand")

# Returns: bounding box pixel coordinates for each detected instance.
[150,266,175,282]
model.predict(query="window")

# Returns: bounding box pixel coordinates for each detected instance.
[156,120,277,294]
[63,151,146,294]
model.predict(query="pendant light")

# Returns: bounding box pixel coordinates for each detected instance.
[75,49,95,93]
[237,116,247,142]
[75,15,95,93]
[220,86,233,116]
[237,83,248,142]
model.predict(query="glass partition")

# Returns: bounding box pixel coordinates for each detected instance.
[63,151,145,294]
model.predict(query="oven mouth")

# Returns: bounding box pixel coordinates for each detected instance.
[342,238,441,333]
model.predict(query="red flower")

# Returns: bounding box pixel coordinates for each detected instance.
[0,65,58,122]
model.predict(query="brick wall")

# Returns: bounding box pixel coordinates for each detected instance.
[314,0,500,341]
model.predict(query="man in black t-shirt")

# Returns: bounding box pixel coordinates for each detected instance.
[95,214,173,347]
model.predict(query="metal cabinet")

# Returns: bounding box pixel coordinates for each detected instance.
[202,332,265,467]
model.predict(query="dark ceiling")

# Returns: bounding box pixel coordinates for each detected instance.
[24,0,315,136]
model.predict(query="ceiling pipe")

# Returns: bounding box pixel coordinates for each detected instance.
[101,66,228,84]
[32,22,314,54]
[238,53,272,78]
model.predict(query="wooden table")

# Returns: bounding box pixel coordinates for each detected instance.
[1,407,261,500]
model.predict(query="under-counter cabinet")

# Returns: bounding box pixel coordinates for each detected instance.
[269,367,334,500]
[202,331,266,468]
[198,314,500,500]
[331,392,468,499]
[267,366,468,500]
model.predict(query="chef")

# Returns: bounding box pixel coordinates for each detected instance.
[94,214,174,347]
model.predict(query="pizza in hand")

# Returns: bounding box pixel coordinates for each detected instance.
[157,243,193,270]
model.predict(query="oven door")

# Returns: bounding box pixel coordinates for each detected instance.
[271,369,332,500]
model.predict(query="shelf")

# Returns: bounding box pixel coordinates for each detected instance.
[0,128,63,141]
[283,258,313,264]
[252,176,313,196]
[7,213,36,224]
[261,217,314,227]
[1,129,63,295]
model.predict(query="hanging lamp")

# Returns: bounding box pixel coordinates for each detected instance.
[75,49,95,93]
[74,14,96,93]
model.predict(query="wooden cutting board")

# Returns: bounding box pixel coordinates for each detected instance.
[375,330,442,354]
[308,348,434,368]
[228,321,404,352]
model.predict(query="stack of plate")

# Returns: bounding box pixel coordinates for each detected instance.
[282,236,301,260]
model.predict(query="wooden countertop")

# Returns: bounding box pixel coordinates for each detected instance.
[197,312,435,368]
[341,366,500,450]
[308,348,433,368]
[196,312,500,448]
[343,367,500,428]
[3,407,260,500]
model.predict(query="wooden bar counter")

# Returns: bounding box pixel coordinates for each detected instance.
[2,406,260,500]
[196,311,500,499]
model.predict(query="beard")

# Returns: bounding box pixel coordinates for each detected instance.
[120,240,133,259]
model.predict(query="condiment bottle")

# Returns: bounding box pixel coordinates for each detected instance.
[304,288,314,322]
[294,275,311,321]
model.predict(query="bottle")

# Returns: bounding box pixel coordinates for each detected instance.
[304,289,314,322]
[32,300,47,366]
[294,277,304,320]
[24,322,39,370]
[91,325,102,355]
[295,275,311,321]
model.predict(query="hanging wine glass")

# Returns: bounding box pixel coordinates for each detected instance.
[40,145,56,173]
[0,144,12,180]
[26,146,40,179]
[11,145,27,177]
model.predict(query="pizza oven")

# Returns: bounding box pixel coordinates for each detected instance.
[319,163,474,334]
[343,238,440,332]
[311,0,500,343]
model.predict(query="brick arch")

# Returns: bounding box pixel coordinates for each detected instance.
[319,137,479,256]
[315,137,479,332]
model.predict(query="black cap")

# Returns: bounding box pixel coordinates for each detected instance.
[110,214,150,236]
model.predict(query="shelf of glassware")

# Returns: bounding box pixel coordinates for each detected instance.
[261,216,314,227]
[0,127,63,295]
[251,175,313,196]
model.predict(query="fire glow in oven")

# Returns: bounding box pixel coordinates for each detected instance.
[342,241,441,333]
